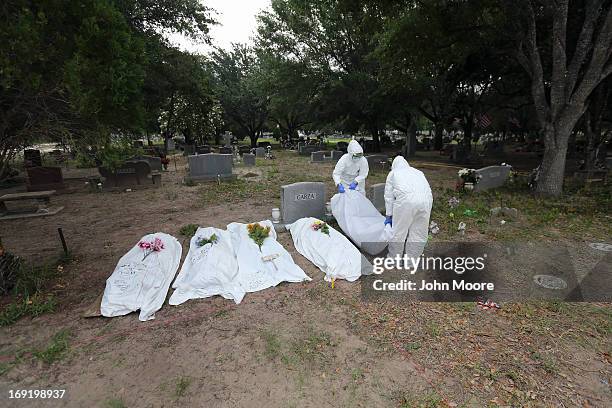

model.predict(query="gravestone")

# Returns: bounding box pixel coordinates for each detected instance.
[132,140,144,149]
[23,149,42,167]
[606,157,612,171]
[167,139,175,151]
[187,154,234,182]
[332,150,344,161]
[367,183,386,212]
[255,147,266,158]
[239,145,252,155]
[336,142,348,152]
[299,145,318,156]
[366,154,389,170]
[147,157,163,172]
[99,161,152,188]
[311,151,326,162]
[26,166,65,192]
[473,165,512,192]
[223,133,232,147]
[134,155,162,172]
[258,141,272,148]
[196,145,211,154]
[280,182,326,224]
[219,146,233,154]
[243,153,256,166]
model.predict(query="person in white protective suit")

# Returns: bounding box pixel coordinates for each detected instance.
[332,140,369,194]
[384,156,433,259]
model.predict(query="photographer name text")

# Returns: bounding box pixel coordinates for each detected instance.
[372,279,494,292]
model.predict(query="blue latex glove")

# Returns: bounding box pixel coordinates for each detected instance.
[349,181,358,190]
[384,216,392,227]
[337,184,345,193]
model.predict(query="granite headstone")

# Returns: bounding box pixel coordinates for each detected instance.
[280,182,326,224]
[473,165,512,192]
[367,183,386,212]
[187,154,234,182]
[243,153,256,166]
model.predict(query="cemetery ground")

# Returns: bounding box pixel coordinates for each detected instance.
[0,150,611,407]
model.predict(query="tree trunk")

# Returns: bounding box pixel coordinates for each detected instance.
[369,124,380,152]
[535,127,570,196]
[249,133,258,148]
[404,119,417,158]
[462,118,473,152]
[433,123,444,150]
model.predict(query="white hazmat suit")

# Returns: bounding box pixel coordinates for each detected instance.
[384,156,433,259]
[332,140,369,194]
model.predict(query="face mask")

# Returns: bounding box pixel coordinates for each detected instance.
[352,153,363,160]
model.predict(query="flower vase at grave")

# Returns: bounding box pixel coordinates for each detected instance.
[271,208,281,224]
[464,182,474,191]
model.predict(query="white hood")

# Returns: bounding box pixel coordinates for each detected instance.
[391,156,410,171]
[347,140,363,155]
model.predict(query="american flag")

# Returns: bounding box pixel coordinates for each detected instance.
[476,113,492,129]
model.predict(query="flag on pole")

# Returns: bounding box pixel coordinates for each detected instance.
[476,113,492,129]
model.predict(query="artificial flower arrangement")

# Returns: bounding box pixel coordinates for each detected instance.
[247,223,271,250]
[457,168,481,184]
[196,234,218,247]
[311,220,330,235]
[138,237,164,261]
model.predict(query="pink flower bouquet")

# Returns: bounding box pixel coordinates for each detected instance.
[138,237,165,261]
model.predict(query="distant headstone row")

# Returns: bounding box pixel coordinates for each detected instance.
[365,154,389,170]
[298,143,324,156]
[310,151,343,163]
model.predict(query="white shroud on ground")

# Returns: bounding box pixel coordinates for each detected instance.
[101,232,182,321]
[169,227,245,306]
[287,217,369,282]
[227,220,311,293]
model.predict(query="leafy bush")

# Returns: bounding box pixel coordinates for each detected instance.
[74,151,97,168]
[97,143,142,171]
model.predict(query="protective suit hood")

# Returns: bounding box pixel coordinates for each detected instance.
[391,156,411,171]
[347,140,363,155]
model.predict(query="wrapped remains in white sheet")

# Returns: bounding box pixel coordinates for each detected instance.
[101,233,182,321]
[169,227,245,305]
[331,190,393,255]
[227,220,311,292]
[287,217,369,282]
